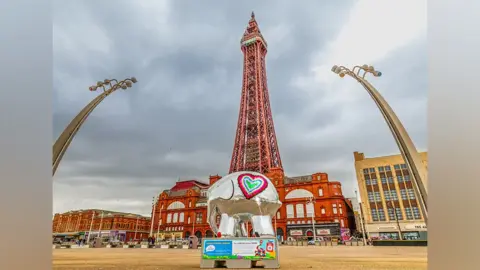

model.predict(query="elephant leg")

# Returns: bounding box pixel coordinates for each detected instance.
[251,215,275,237]
[240,221,248,237]
[218,213,236,237]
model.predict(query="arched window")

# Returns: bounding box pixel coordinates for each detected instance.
[179,213,185,223]
[188,217,191,224]
[276,212,280,219]
[321,207,326,215]
[318,188,323,196]
[167,201,186,210]
[167,213,172,223]
[285,189,314,199]
[188,201,192,208]
[296,204,305,218]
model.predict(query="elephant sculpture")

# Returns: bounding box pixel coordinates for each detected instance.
[207,171,282,238]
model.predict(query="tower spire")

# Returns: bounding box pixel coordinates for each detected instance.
[230,14,282,174]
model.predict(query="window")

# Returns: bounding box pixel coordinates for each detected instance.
[371,209,379,221]
[378,166,384,172]
[375,192,382,202]
[385,166,391,171]
[188,201,192,208]
[387,177,394,184]
[276,212,280,219]
[384,190,391,201]
[384,190,398,201]
[400,189,408,200]
[318,188,323,196]
[332,204,338,214]
[334,219,339,223]
[388,208,395,220]
[167,213,172,223]
[412,207,421,219]
[363,169,369,174]
[179,213,184,223]
[317,175,321,180]
[400,164,407,169]
[368,192,375,202]
[381,177,387,184]
[196,213,203,223]
[296,204,305,218]
[321,208,326,215]
[340,219,344,227]
[187,217,191,224]
[407,189,416,200]
[173,213,178,223]
[371,179,378,185]
[306,203,314,217]
[394,164,401,170]
[405,207,414,220]
[369,168,375,173]
[378,208,386,221]
[286,204,294,218]
[396,208,403,220]
[339,206,343,215]
[365,179,371,185]
[404,175,410,181]
[397,175,404,182]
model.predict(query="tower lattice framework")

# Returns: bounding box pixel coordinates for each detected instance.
[229,12,283,174]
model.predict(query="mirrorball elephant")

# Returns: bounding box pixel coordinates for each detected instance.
[207,171,282,238]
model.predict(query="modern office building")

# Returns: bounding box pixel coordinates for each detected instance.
[353,151,428,240]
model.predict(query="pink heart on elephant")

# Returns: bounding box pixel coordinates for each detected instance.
[237,173,268,199]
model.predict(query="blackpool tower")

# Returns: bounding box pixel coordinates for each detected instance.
[229,12,283,174]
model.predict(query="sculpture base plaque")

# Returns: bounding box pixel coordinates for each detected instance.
[200,237,280,269]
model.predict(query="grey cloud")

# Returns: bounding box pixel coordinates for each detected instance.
[53,0,426,215]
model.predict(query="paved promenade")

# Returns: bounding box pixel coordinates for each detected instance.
[52,246,427,270]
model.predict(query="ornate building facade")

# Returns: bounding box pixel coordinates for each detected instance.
[152,171,352,241]
[52,209,151,242]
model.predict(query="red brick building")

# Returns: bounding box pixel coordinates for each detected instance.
[52,209,151,242]
[152,169,353,241]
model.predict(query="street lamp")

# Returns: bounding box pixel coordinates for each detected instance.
[306,196,317,242]
[150,195,159,237]
[331,65,428,224]
[156,204,163,244]
[52,77,138,176]
[355,190,367,246]
[386,200,403,240]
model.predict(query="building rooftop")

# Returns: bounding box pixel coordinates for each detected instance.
[54,209,150,219]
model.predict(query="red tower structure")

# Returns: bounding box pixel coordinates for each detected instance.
[229,12,283,174]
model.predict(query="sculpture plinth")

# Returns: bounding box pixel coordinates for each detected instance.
[201,171,281,268]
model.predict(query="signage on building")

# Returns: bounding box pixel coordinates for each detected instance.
[289,230,303,236]
[317,229,330,235]
[196,203,207,207]
[202,239,276,260]
[405,224,427,230]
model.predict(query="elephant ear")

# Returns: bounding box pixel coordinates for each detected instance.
[209,179,235,200]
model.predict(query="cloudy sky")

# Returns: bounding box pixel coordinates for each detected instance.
[53,0,427,216]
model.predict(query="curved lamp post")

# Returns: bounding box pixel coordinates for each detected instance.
[331,65,428,224]
[52,77,137,176]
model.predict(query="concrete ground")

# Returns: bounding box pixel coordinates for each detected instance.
[52,246,427,270]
